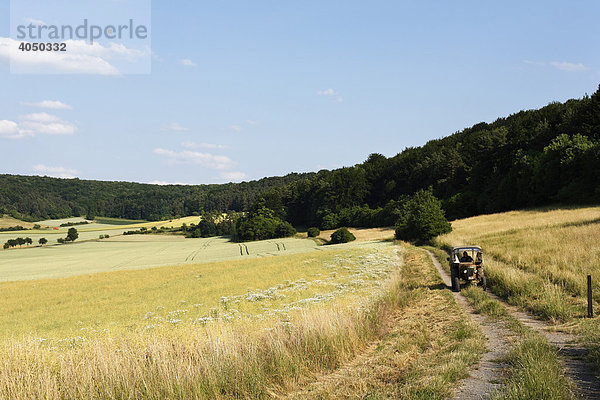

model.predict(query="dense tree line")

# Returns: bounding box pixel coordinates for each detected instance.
[253,85,600,228]
[0,173,311,222]
[1,85,600,227]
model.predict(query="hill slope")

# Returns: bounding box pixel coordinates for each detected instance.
[2,84,600,223]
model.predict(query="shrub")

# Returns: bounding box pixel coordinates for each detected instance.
[394,189,452,243]
[307,227,320,237]
[67,228,79,242]
[330,227,356,244]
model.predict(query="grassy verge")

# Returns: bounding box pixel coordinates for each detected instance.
[427,248,576,400]
[287,245,486,399]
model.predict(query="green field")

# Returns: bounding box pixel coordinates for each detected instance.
[0,235,324,281]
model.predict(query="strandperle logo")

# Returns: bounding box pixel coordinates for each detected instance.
[15,19,149,44]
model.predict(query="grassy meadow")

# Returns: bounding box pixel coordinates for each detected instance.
[0,239,485,399]
[436,205,600,322]
[435,205,600,373]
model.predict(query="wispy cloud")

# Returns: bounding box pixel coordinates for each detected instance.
[317,88,343,102]
[180,58,196,67]
[153,148,236,170]
[0,112,76,139]
[24,17,46,25]
[549,61,588,72]
[162,122,189,132]
[246,119,259,125]
[220,171,248,182]
[148,180,192,186]
[181,141,229,150]
[523,60,589,72]
[230,125,242,132]
[32,164,78,178]
[23,100,72,110]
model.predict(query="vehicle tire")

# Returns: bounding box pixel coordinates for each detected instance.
[481,275,487,291]
[452,276,460,292]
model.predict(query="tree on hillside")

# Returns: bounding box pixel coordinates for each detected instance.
[67,228,79,242]
[25,237,32,246]
[395,189,452,243]
[39,238,47,246]
[235,206,297,242]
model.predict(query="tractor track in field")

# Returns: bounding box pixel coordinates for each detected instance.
[426,250,512,400]
[427,250,600,400]
[185,239,215,262]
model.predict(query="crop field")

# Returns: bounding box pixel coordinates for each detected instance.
[0,239,483,399]
[0,235,323,281]
[0,215,36,229]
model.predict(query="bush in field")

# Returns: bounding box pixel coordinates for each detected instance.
[307,227,320,237]
[67,228,79,242]
[38,238,47,245]
[3,243,8,249]
[395,189,451,243]
[330,227,356,244]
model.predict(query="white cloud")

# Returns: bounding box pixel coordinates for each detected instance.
[0,113,76,139]
[0,37,149,75]
[317,88,343,102]
[181,141,229,150]
[0,120,20,138]
[550,61,588,72]
[180,58,196,67]
[246,119,259,125]
[23,100,72,110]
[21,112,61,123]
[32,164,78,178]
[523,60,589,72]
[220,171,249,182]
[162,122,188,132]
[230,125,242,132]
[148,180,191,186]
[153,148,236,170]
[25,18,46,25]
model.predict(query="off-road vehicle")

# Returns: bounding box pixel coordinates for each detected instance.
[448,246,486,292]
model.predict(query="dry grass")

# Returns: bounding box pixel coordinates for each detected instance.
[0,242,484,399]
[437,206,600,322]
[436,206,600,376]
[312,227,395,242]
[284,246,485,400]
[0,215,35,229]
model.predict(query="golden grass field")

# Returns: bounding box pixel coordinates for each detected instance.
[437,205,600,322]
[0,215,36,229]
[436,205,600,375]
[0,217,484,400]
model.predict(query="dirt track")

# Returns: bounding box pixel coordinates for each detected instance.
[426,250,511,399]
[427,250,600,400]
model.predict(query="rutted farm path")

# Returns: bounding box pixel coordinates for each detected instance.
[426,250,512,399]
[427,250,600,400]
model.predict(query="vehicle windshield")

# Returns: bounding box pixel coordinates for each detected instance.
[453,249,482,263]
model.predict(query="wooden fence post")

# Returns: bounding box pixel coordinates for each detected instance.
[588,275,593,318]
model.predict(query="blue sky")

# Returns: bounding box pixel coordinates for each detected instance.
[1,0,599,184]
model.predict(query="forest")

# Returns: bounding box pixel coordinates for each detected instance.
[2,84,599,228]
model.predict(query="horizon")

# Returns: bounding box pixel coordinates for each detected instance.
[2,1,600,185]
